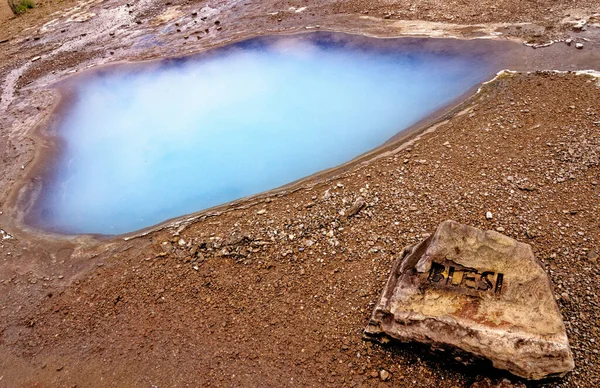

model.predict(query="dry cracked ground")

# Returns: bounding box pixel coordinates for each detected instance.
[1,0,600,387]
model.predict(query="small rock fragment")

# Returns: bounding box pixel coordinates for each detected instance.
[587,250,598,263]
[379,369,391,381]
[517,182,537,191]
[347,197,365,217]
[470,377,525,388]
[486,211,493,219]
[572,20,586,31]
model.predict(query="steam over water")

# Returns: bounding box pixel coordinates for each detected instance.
[35,34,491,234]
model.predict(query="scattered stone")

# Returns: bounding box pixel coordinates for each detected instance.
[31,56,41,62]
[571,20,586,31]
[256,209,267,215]
[517,182,537,191]
[379,369,391,381]
[486,211,493,219]
[470,377,525,387]
[565,38,573,46]
[365,220,574,380]
[0,229,12,240]
[587,250,598,263]
[575,42,584,49]
[347,197,365,217]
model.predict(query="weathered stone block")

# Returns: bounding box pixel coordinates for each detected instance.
[365,220,574,380]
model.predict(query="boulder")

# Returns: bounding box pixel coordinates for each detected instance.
[365,220,574,380]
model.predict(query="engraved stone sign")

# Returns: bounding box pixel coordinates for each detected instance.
[365,220,574,380]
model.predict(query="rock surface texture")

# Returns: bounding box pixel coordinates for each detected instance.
[366,220,574,380]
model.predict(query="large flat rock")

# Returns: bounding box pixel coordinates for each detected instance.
[365,220,574,380]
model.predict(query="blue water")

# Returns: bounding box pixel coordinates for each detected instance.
[36,34,492,235]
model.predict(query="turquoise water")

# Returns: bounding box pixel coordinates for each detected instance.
[35,34,492,235]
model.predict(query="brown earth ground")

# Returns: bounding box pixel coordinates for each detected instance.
[1,0,600,387]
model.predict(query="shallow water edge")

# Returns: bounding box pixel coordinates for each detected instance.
[5,30,600,240]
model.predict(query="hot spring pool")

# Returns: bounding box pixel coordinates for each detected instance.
[32,33,494,235]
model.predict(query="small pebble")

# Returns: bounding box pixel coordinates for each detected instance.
[380,369,391,381]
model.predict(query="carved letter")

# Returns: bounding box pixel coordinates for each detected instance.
[446,266,455,285]
[495,273,504,294]
[478,271,495,291]
[460,269,477,289]
[428,262,446,283]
